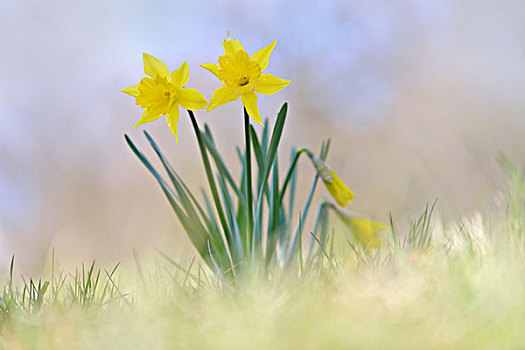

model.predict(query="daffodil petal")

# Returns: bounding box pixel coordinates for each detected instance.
[132,109,161,128]
[171,61,189,88]
[143,53,169,78]
[178,88,208,111]
[201,63,220,80]
[166,107,180,142]
[122,84,140,97]
[251,40,277,71]
[207,85,239,111]
[254,74,290,95]
[240,92,263,125]
[223,38,244,56]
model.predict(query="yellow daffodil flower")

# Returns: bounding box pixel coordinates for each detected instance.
[201,32,290,125]
[306,150,355,207]
[324,170,355,207]
[327,203,386,249]
[348,218,386,249]
[122,53,208,142]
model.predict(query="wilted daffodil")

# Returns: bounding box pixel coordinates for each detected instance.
[122,53,208,142]
[201,32,290,125]
[306,150,355,207]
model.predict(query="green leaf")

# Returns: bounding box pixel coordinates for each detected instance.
[253,103,288,253]
[216,171,244,268]
[201,129,244,204]
[265,155,282,265]
[250,125,265,190]
[124,134,211,265]
[250,125,271,207]
[143,131,228,261]
[187,110,232,266]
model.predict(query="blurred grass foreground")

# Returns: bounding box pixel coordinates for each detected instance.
[0,161,523,348]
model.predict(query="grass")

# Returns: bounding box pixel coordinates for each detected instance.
[0,158,522,349]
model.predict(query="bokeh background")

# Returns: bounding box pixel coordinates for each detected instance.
[1,0,524,272]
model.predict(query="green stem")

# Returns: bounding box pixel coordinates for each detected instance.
[279,148,307,204]
[244,108,254,250]
[284,173,320,267]
[283,140,330,268]
[187,110,231,263]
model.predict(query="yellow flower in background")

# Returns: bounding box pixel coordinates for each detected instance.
[324,171,355,207]
[327,202,386,249]
[122,53,208,142]
[306,150,355,207]
[201,32,291,125]
[348,218,387,249]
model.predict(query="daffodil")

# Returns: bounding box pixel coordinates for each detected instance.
[306,150,355,207]
[324,171,355,207]
[122,53,208,142]
[201,32,290,125]
[347,218,387,249]
[327,203,386,249]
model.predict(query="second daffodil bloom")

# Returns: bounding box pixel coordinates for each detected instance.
[201,33,290,125]
[122,53,208,142]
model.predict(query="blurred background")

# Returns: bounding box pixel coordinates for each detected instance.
[1,0,524,272]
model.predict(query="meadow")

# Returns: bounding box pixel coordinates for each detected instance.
[2,16,525,348]
[0,155,523,349]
